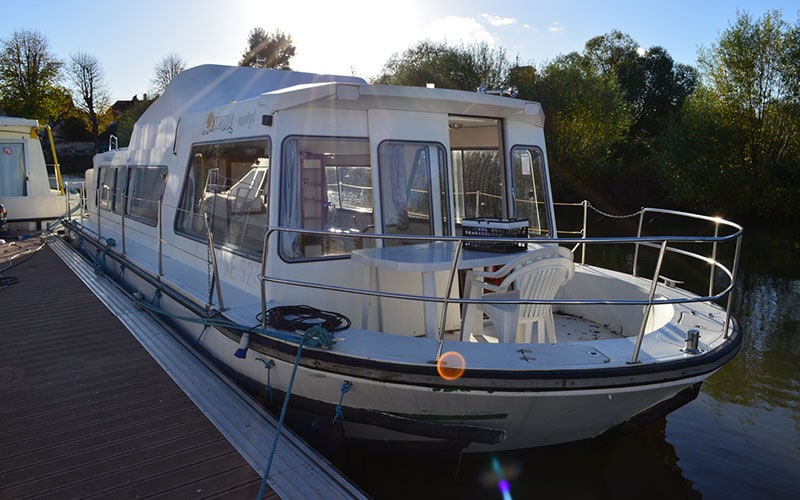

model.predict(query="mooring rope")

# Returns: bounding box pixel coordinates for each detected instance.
[257,324,332,500]
[256,358,276,406]
[93,238,115,275]
[332,380,352,425]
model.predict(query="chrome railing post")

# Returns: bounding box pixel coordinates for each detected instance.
[260,227,272,329]
[709,222,720,297]
[203,213,225,310]
[436,239,464,360]
[581,200,588,265]
[121,195,127,255]
[630,240,668,364]
[723,234,743,339]
[633,209,646,277]
[157,199,163,276]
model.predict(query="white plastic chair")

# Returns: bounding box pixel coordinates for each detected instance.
[460,246,575,343]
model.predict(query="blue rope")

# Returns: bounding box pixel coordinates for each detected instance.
[256,358,275,406]
[257,324,330,500]
[93,238,115,275]
[132,295,337,348]
[332,381,352,424]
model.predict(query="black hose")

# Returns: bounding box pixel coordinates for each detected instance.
[261,305,351,332]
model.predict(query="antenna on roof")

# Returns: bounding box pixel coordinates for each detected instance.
[476,86,518,98]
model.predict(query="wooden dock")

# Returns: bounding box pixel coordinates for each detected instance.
[0,234,365,499]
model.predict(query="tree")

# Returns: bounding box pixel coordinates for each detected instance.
[239,28,295,69]
[0,29,68,122]
[526,53,632,202]
[66,52,110,150]
[373,40,511,91]
[152,53,186,94]
[584,31,696,138]
[658,9,800,218]
[115,95,156,147]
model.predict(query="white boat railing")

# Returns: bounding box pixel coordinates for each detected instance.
[255,210,742,363]
[63,189,743,365]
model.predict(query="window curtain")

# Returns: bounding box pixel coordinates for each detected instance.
[387,143,408,230]
[280,138,302,258]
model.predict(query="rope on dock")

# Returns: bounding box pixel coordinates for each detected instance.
[257,324,335,500]
[0,238,46,289]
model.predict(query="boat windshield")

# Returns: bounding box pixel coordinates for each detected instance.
[175,138,271,256]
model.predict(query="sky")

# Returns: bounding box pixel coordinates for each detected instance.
[2,0,798,102]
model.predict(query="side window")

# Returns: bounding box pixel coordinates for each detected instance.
[451,149,503,220]
[97,165,122,212]
[279,136,372,261]
[175,138,270,257]
[112,167,127,215]
[378,141,448,245]
[127,166,167,226]
[511,146,550,236]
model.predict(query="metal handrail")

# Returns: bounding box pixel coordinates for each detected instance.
[73,187,742,364]
[256,209,742,364]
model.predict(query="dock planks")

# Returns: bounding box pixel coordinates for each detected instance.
[0,236,270,498]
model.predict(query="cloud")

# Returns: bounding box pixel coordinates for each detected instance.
[480,13,517,27]
[426,16,496,45]
[549,22,565,33]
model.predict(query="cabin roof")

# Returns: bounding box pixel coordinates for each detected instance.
[0,116,39,135]
[130,65,366,148]
[129,64,544,150]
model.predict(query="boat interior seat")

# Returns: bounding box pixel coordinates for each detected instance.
[460,246,575,343]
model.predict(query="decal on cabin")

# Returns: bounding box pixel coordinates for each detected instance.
[238,111,257,127]
[203,111,234,135]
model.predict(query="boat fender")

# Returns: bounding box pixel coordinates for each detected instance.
[234,329,253,358]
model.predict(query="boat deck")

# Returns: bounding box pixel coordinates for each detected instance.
[0,234,365,499]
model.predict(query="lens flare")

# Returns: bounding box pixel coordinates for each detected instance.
[436,351,466,380]
[492,455,513,500]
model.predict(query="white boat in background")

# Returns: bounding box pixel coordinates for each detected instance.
[0,117,78,233]
[61,64,743,453]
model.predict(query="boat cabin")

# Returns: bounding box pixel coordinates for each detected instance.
[91,65,555,336]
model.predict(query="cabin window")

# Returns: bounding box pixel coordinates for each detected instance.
[97,165,125,212]
[377,141,449,245]
[112,167,127,215]
[126,166,167,226]
[451,149,504,221]
[279,136,372,261]
[0,142,25,196]
[175,138,270,257]
[511,146,551,236]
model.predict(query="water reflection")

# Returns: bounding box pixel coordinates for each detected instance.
[703,272,800,415]
[342,418,700,499]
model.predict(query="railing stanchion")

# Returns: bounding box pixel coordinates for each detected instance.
[709,222,720,296]
[581,200,588,265]
[723,234,743,339]
[157,199,163,276]
[436,239,463,360]
[203,213,225,311]
[633,208,646,277]
[630,240,667,365]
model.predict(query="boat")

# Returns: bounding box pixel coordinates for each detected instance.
[0,117,79,234]
[60,64,743,453]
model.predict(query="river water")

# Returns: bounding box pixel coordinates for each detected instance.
[335,222,800,499]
